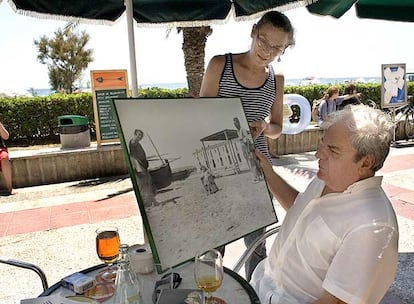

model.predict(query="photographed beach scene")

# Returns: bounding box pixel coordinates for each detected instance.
[113,98,276,270]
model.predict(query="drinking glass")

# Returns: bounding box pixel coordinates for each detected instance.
[95,226,120,281]
[194,249,224,304]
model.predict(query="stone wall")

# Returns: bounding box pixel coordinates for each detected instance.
[1,144,128,189]
[1,126,325,189]
[267,125,323,156]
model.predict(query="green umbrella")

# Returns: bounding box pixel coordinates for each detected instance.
[8,0,316,25]
[307,0,414,22]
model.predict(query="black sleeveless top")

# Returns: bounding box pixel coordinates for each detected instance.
[218,53,276,161]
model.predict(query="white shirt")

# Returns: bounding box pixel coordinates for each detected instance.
[251,176,399,304]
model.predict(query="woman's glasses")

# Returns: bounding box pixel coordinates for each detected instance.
[256,28,285,55]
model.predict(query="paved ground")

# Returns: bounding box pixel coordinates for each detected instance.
[0,141,413,303]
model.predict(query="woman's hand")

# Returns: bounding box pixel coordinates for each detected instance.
[249,120,267,140]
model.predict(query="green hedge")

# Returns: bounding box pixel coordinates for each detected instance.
[1,83,413,146]
[285,82,414,107]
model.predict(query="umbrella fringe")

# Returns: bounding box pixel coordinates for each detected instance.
[135,18,230,28]
[234,0,320,22]
[134,7,234,28]
[7,0,116,26]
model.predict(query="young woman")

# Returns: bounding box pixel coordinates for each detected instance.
[199,10,295,281]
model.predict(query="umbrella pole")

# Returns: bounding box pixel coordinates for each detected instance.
[125,0,139,97]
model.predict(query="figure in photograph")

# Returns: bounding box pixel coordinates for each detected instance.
[200,165,219,195]
[0,121,14,195]
[129,129,156,207]
[200,10,295,280]
[233,117,263,183]
[233,117,253,165]
[252,105,398,304]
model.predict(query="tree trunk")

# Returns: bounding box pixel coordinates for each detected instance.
[181,26,212,96]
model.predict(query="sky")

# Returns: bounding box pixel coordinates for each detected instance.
[1,2,414,92]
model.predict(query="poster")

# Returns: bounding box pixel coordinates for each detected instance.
[381,63,407,108]
[91,70,129,145]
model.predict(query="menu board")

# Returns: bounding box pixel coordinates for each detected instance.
[91,70,129,145]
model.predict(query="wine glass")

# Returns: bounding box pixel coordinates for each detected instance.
[95,226,120,281]
[194,249,224,304]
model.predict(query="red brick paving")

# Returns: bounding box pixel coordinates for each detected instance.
[1,150,413,237]
[1,194,138,237]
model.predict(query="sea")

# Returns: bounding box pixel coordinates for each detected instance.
[32,77,381,97]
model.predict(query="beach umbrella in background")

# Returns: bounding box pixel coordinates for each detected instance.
[307,0,414,22]
[2,0,318,96]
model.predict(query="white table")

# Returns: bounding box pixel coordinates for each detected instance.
[40,262,260,303]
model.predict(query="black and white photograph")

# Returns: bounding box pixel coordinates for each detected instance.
[112,97,277,271]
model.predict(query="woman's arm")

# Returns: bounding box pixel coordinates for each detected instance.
[0,122,9,140]
[266,74,284,139]
[199,55,225,97]
[249,74,284,140]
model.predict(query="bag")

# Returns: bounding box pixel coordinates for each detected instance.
[311,99,322,122]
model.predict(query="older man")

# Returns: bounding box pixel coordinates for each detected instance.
[251,105,398,304]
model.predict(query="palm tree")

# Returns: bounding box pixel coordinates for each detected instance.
[178,26,212,96]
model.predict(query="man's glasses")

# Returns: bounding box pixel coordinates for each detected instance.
[256,28,285,55]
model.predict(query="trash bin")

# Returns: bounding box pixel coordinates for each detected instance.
[58,115,91,148]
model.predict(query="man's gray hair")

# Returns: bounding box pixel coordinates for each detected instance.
[323,105,394,172]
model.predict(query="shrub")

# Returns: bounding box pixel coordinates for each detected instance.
[2,83,413,146]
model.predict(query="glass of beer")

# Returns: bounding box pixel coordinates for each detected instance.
[95,226,120,281]
[194,249,224,304]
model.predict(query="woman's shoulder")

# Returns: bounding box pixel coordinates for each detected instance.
[208,54,227,68]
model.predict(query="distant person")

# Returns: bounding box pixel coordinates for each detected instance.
[0,122,14,195]
[317,86,359,127]
[129,129,156,207]
[200,10,295,281]
[252,105,398,304]
[337,83,361,110]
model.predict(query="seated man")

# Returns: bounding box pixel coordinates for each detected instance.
[0,121,14,195]
[251,105,398,304]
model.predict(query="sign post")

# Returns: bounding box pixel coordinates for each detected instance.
[91,70,129,145]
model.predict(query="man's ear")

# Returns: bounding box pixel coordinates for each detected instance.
[359,154,375,175]
[251,24,257,39]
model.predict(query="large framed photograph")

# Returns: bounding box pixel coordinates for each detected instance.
[381,63,407,109]
[111,97,277,272]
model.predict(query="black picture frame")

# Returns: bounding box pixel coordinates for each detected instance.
[111,97,277,272]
